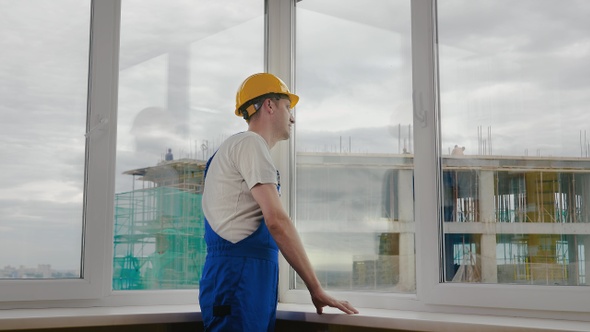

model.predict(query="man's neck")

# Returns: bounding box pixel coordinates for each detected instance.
[248,127,276,149]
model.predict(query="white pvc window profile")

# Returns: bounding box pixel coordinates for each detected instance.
[415,0,590,319]
[0,0,119,303]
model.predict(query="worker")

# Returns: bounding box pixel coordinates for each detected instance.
[451,145,465,156]
[165,148,173,161]
[199,73,358,331]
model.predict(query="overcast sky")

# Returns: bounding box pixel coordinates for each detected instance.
[1,0,590,271]
[437,0,590,157]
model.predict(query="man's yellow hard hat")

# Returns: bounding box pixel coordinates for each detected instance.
[235,73,299,120]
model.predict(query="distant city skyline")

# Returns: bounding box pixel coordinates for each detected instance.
[0,264,79,279]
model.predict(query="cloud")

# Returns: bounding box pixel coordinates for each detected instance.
[119,0,262,70]
[437,0,590,157]
[3,0,590,272]
[0,199,82,269]
[0,1,92,270]
[296,8,413,134]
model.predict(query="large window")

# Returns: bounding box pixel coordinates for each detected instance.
[113,0,264,290]
[295,0,414,293]
[438,0,590,286]
[2,1,590,326]
[0,1,90,280]
[0,0,116,303]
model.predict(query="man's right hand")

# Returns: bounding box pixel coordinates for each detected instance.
[310,288,359,315]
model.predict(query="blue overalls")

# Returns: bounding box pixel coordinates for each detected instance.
[199,153,279,332]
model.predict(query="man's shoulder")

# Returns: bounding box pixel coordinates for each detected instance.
[225,131,266,149]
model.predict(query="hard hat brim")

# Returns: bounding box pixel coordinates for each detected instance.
[234,92,300,117]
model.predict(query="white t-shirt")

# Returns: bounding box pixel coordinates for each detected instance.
[202,131,278,243]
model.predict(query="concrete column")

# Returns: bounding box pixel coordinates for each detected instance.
[480,234,497,283]
[479,171,497,283]
[579,173,590,223]
[479,171,495,223]
[584,175,590,285]
[397,169,415,291]
[584,236,590,286]
[398,170,414,222]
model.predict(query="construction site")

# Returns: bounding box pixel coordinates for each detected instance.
[295,152,590,292]
[113,158,207,290]
[440,155,590,285]
[112,152,590,292]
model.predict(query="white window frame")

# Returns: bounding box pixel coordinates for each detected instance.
[280,0,590,321]
[279,0,423,312]
[0,0,119,303]
[1,0,589,323]
[416,0,590,317]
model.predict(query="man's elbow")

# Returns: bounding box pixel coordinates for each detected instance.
[264,214,290,236]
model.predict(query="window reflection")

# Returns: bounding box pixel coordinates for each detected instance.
[439,0,590,286]
[296,154,414,291]
[441,157,590,285]
[113,0,263,290]
[0,0,90,279]
[295,0,414,293]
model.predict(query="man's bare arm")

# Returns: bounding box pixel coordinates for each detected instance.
[251,183,358,315]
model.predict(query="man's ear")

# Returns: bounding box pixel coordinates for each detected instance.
[264,98,274,113]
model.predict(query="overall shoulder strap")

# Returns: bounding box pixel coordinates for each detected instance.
[203,151,218,180]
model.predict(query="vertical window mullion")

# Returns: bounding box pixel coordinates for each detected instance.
[83,0,121,298]
[267,0,297,300]
[411,0,441,299]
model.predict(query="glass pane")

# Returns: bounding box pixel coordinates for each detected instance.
[114,0,264,290]
[0,0,90,279]
[439,0,590,285]
[295,0,414,293]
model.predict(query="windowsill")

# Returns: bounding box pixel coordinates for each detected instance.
[0,305,200,330]
[1,304,590,331]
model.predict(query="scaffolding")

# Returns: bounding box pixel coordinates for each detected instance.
[113,159,206,290]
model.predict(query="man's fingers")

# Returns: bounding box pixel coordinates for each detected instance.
[333,300,359,315]
[313,293,359,315]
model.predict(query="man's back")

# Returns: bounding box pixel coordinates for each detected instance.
[202,131,278,243]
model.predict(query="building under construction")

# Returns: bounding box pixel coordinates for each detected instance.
[440,155,590,285]
[113,158,207,290]
[112,152,590,292]
[295,152,590,292]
